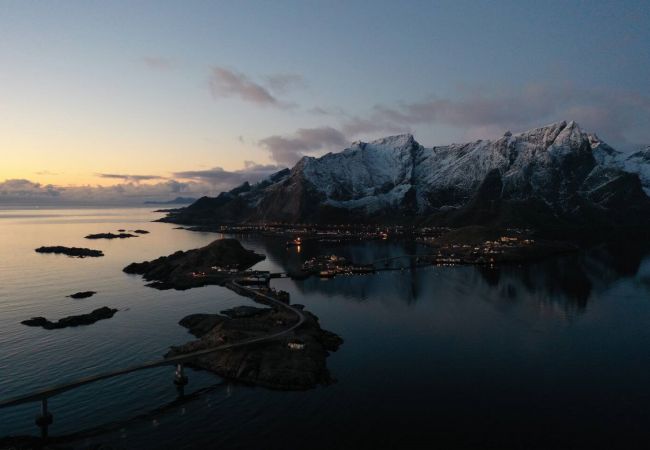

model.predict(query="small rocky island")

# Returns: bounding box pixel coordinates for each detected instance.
[167,305,343,390]
[85,232,137,239]
[67,291,97,299]
[133,229,150,234]
[123,238,265,289]
[21,307,117,329]
[35,246,104,258]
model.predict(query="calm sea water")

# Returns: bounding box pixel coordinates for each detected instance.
[1,208,650,449]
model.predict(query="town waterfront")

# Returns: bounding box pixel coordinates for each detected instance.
[2,208,650,449]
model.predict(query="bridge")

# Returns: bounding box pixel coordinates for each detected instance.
[0,279,305,442]
[1,253,436,441]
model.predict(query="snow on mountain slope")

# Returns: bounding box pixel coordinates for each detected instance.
[415,121,599,210]
[164,121,650,227]
[292,120,649,223]
[299,134,419,212]
[587,136,650,195]
[299,120,607,215]
[621,147,650,195]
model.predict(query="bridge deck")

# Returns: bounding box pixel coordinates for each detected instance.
[0,280,304,410]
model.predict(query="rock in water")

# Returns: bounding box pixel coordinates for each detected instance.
[35,246,104,258]
[85,233,137,239]
[68,291,97,299]
[21,307,118,329]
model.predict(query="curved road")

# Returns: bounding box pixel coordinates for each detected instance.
[0,279,305,410]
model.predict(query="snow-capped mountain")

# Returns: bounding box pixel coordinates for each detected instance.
[163,121,650,229]
[588,136,650,195]
[618,146,650,195]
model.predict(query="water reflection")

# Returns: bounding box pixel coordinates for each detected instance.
[239,235,650,319]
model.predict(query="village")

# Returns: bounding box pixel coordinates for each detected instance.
[302,254,375,278]
[421,233,548,265]
[182,223,449,245]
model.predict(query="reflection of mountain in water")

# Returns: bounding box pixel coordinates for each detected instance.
[239,235,650,319]
[475,242,650,318]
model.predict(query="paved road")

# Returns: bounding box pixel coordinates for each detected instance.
[0,279,305,410]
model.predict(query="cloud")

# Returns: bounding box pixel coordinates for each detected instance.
[259,127,348,165]
[264,74,306,94]
[342,115,410,136]
[340,82,650,148]
[96,173,165,183]
[0,179,61,198]
[141,56,175,70]
[209,67,295,108]
[0,163,294,206]
[308,106,348,117]
[0,178,209,206]
[173,162,286,192]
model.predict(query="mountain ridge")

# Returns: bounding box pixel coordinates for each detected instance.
[162,121,650,231]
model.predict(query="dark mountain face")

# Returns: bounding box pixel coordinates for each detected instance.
[162,122,650,231]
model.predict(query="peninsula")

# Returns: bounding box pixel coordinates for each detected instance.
[123,238,265,290]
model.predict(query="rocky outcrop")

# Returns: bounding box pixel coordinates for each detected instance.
[85,232,137,239]
[21,307,117,329]
[35,246,104,258]
[167,306,343,390]
[123,238,265,290]
[67,291,97,299]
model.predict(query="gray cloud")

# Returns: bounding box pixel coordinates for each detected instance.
[209,67,295,108]
[0,163,293,206]
[0,178,210,206]
[173,162,286,192]
[308,106,349,117]
[96,173,165,183]
[341,83,650,149]
[259,127,348,165]
[0,179,61,198]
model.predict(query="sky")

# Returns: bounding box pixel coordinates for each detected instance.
[1,0,649,205]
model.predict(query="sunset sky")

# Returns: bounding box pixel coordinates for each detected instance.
[2,0,649,204]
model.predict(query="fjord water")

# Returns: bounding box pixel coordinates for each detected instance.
[2,209,650,449]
